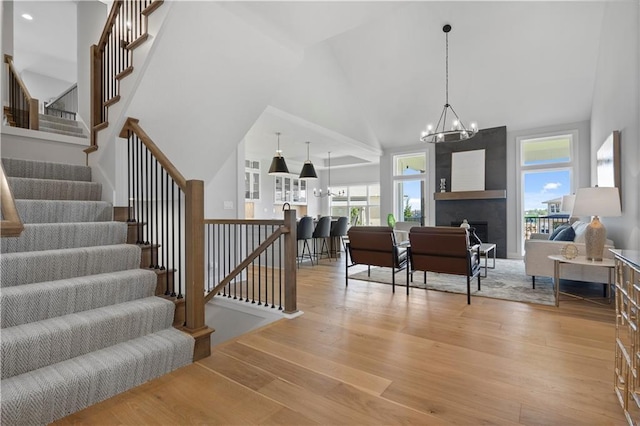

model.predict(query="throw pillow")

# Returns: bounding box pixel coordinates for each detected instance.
[572,221,589,243]
[553,226,576,242]
[548,223,569,240]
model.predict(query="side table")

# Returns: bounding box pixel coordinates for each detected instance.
[548,255,615,307]
[479,243,496,278]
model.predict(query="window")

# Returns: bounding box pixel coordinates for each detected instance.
[393,152,427,225]
[330,184,380,226]
[518,133,575,249]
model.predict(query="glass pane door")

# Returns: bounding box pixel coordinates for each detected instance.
[394,179,424,225]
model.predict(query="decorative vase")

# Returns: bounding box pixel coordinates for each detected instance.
[440,178,446,192]
[387,213,396,229]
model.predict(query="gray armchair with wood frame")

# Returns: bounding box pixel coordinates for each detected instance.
[346,226,408,293]
[407,226,482,304]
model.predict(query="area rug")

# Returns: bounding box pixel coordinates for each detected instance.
[348,259,556,306]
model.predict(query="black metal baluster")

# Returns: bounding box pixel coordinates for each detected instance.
[258,225,262,306]
[233,224,237,300]
[252,224,255,303]
[164,172,170,296]
[177,189,183,299]
[136,136,142,244]
[245,224,249,302]
[170,179,176,297]
[279,234,283,310]
[271,225,275,308]
[127,132,133,223]
[145,147,150,245]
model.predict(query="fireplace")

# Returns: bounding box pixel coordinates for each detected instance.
[451,221,488,243]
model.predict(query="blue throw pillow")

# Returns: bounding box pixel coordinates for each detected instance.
[548,223,569,240]
[553,226,575,241]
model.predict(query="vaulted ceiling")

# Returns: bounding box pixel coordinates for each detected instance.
[11,1,614,167]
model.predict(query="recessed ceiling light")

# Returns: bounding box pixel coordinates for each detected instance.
[21,13,33,21]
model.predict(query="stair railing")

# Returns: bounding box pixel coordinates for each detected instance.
[120,117,298,360]
[203,213,298,314]
[44,83,78,120]
[0,164,24,237]
[3,55,39,131]
[90,0,163,151]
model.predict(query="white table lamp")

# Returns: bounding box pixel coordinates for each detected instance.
[560,194,577,223]
[571,187,621,261]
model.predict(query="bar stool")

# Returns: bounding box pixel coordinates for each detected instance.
[329,216,349,259]
[297,216,314,267]
[312,216,332,262]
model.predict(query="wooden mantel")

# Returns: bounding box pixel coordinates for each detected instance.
[434,190,506,201]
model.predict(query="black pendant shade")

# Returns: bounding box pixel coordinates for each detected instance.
[268,132,290,175]
[299,141,317,179]
[299,162,318,179]
[268,155,289,175]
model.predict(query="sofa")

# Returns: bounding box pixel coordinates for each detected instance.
[524,220,615,287]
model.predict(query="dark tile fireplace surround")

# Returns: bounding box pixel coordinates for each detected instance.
[435,126,507,258]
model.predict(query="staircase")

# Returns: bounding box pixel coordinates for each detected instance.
[0,157,194,425]
[39,114,86,139]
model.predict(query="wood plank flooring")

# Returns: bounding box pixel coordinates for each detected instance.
[56,257,626,425]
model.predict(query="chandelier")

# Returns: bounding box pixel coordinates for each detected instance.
[268,132,290,175]
[420,24,477,143]
[313,151,345,197]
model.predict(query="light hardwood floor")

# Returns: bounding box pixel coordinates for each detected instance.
[56,257,626,425]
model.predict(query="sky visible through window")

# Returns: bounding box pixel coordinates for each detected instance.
[523,170,570,212]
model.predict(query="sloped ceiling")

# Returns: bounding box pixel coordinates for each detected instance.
[12,1,612,167]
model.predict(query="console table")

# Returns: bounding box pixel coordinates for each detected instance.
[548,255,615,307]
[612,250,640,425]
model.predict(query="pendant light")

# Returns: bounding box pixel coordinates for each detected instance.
[268,132,290,175]
[299,141,318,179]
[420,24,478,143]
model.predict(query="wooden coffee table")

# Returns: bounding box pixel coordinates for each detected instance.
[479,243,496,277]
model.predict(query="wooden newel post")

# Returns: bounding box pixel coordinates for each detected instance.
[283,209,297,314]
[184,179,213,360]
[29,98,39,130]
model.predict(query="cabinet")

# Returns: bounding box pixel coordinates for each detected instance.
[245,160,260,200]
[613,250,640,425]
[275,175,307,204]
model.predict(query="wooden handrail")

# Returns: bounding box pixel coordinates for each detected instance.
[97,1,123,49]
[120,118,187,190]
[4,54,39,131]
[204,219,285,226]
[0,164,24,237]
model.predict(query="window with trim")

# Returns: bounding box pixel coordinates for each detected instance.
[519,133,575,247]
[392,152,427,224]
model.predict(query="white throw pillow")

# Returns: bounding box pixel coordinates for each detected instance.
[572,221,589,243]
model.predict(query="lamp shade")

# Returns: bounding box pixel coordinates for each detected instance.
[299,162,317,179]
[571,187,621,218]
[268,155,289,175]
[560,195,575,214]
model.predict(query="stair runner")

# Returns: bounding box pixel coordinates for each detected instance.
[0,157,193,425]
[38,114,87,138]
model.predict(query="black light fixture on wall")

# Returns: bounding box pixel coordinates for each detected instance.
[420,24,477,143]
[299,141,318,179]
[268,132,290,175]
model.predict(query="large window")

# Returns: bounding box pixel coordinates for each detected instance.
[330,184,380,226]
[519,133,575,249]
[393,152,427,225]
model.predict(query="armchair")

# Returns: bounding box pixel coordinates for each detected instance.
[407,226,481,304]
[346,226,408,293]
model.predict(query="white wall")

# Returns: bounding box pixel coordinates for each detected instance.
[77,1,106,128]
[590,1,640,250]
[19,70,72,108]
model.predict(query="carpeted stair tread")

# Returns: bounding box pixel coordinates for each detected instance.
[15,200,113,223]
[2,158,91,182]
[8,177,101,201]
[1,297,176,379]
[1,244,142,287]
[38,126,88,139]
[0,328,194,425]
[1,222,128,253]
[1,269,158,328]
[38,121,84,134]
[38,114,81,126]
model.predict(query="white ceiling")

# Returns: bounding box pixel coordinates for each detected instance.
[11,1,615,167]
